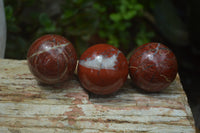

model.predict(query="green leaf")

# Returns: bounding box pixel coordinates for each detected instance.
[62,10,74,19]
[133,4,143,10]
[99,30,107,38]
[108,35,119,47]
[123,10,137,20]
[73,0,84,4]
[38,13,56,33]
[93,3,106,12]
[39,13,51,26]
[135,24,155,46]
[110,13,122,22]
[5,6,15,22]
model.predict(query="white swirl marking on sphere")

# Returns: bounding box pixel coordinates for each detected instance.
[79,51,121,70]
[29,43,70,58]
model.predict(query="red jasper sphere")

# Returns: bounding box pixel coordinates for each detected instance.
[27,34,77,84]
[129,42,178,92]
[78,44,128,95]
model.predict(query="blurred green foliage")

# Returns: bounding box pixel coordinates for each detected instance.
[4,0,155,59]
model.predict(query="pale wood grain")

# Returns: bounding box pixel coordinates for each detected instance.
[0,59,195,132]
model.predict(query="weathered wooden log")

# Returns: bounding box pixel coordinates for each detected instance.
[0,59,195,132]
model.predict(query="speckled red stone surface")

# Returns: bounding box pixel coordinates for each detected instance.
[78,44,128,95]
[129,42,178,92]
[27,34,77,84]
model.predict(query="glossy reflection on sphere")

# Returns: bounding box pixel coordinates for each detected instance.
[27,34,77,84]
[78,44,128,95]
[129,42,178,92]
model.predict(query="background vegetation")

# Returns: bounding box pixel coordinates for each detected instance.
[3,0,200,130]
[4,0,156,58]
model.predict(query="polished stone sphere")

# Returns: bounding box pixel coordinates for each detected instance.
[27,34,77,84]
[129,42,178,92]
[78,44,128,95]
